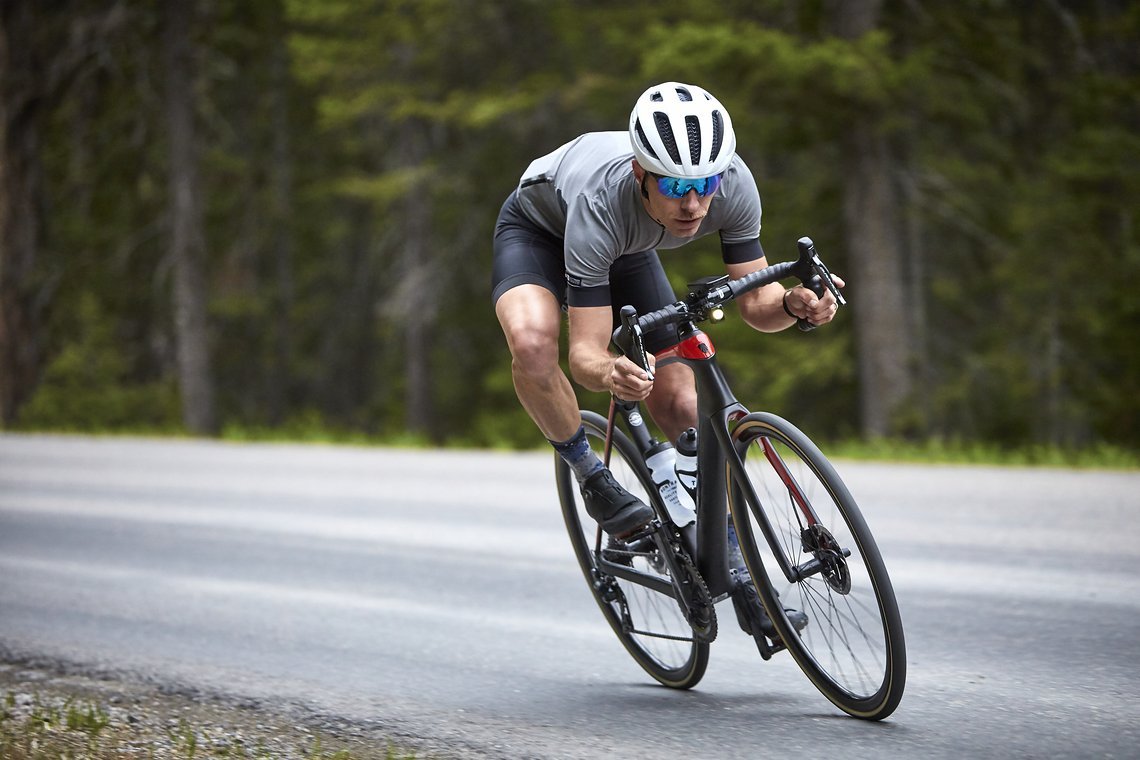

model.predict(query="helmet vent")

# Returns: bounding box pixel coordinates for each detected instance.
[709,110,723,164]
[654,111,682,166]
[676,86,693,102]
[685,115,701,165]
[634,120,659,160]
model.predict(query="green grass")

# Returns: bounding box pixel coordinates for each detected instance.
[196,426,1140,469]
[7,419,1138,469]
[824,437,1140,469]
[1,690,421,760]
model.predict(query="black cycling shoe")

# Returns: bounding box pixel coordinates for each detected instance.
[730,570,809,641]
[580,468,654,537]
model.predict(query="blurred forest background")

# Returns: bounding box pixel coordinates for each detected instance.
[2,0,1137,457]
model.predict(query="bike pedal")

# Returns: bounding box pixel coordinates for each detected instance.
[752,630,788,660]
[730,572,791,658]
[616,520,659,544]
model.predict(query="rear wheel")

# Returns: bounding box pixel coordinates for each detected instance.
[728,412,906,719]
[557,411,709,689]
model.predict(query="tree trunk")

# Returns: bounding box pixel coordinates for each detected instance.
[268,32,294,426]
[401,199,433,437]
[401,121,435,437]
[832,0,915,438]
[0,1,44,426]
[163,0,217,434]
[843,130,913,437]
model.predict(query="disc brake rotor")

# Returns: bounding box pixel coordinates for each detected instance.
[802,524,851,594]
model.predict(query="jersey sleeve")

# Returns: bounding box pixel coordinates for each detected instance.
[717,159,763,246]
[564,194,622,307]
[721,237,766,265]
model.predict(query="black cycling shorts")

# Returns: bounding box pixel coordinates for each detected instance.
[491,191,680,352]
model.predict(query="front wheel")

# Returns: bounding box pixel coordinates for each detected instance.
[557,410,709,689]
[728,412,906,720]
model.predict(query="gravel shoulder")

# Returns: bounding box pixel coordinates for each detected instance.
[0,656,433,759]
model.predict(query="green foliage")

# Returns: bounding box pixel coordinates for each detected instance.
[9,0,1138,459]
[17,295,181,433]
[641,21,904,122]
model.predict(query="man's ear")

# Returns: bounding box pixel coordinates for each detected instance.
[632,160,650,199]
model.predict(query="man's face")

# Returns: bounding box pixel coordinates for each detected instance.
[632,161,717,239]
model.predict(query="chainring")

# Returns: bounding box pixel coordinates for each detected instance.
[668,545,718,643]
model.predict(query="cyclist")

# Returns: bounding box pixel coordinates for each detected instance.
[492,82,842,634]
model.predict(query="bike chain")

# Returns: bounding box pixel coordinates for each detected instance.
[600,535,718,643]
[670,546,718,643]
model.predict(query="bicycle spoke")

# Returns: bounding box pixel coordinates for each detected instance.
[730,413,905,718]
[557,411,708,689]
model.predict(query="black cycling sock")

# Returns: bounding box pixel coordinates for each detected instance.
[727,520,748,574]
[550,425,604,483]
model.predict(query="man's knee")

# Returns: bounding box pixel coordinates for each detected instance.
[507,325,561,379]
[651,388,696,421]
[497,286,563,380]
[645,366,698,436]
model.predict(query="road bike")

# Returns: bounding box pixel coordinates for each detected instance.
[555,238,906,720]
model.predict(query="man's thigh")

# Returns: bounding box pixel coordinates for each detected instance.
[491,194,567,308]
[609,250,680,353]
[495,283,563,353]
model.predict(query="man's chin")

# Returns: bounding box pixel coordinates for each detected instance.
[671,220,702,237]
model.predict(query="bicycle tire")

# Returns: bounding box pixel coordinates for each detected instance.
[728,412,906,720]
[557,410,709,689]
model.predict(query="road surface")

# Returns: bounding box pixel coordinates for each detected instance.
[1,434,1138,758]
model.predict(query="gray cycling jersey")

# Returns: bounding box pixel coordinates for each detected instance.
[514,131,762,299]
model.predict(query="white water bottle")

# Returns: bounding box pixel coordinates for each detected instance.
[675,427,699,508]
[645,442,696,527]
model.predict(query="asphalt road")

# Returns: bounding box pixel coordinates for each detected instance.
[1,433,1138,759]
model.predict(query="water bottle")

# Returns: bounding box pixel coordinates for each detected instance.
[644,441,696,527]
[675,427,699,509]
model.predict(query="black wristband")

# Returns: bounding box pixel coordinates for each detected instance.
[782,289,798,320]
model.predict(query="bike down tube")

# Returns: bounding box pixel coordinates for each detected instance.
[657,348,806,590]
[681,349,744,600]
[696,408,736,598]
[650,321,753,599]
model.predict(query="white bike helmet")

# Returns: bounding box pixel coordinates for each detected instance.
[629,81,736,178]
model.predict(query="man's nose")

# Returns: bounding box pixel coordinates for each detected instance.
[681,190,701,211]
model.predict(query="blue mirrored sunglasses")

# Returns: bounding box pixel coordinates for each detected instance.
[654,173,723,199]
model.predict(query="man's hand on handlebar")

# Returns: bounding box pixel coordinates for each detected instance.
[609,354,655,401]
[784,274,846,327]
